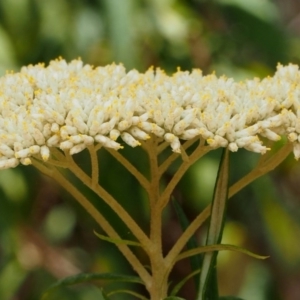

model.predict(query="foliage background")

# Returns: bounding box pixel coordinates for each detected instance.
[0,0,300,299]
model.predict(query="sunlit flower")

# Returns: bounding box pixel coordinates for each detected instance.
[0,58,299,169]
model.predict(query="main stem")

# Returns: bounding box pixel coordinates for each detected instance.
[147,138,169,300]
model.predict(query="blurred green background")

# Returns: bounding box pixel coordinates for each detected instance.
[0,0,300,299]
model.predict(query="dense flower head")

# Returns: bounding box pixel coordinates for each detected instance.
[0,58,300,169]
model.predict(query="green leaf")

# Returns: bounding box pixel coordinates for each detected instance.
[172,197,201,290]
[170,269,201,297]
[176,244,269,262]
[198,149,229,299]
[41,272,143,300]
[107,289,148,300]
[94,230,142,247]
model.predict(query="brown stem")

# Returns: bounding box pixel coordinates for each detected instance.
[229,142,292,198]
[64,152,152,251]
[158,138,203,178]
[165,142,293,269]
[31,159,152,287]
[88,145,99,189]
[105,148,150,192]
[145,137,168,300]
[159,144,211,210]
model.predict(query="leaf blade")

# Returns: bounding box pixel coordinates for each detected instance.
[197,149,229,299]
[176,243,269,262]
[94,230,142,247]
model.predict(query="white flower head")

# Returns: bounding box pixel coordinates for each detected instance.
[0,58,298,169]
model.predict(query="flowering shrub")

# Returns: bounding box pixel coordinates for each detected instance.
[0,58,297,299]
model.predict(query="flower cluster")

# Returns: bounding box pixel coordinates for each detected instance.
[0,58,300,169]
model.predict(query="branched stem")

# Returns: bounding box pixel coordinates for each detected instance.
[229,142,292,198]
[165,142,293,270]
[145,136,169,300]
[64,152,152,250]
[88,145,99,189]
[105,148,150,192]
[158,138,202,177]
[32,138,292,300]
[165,205,211,270]
[159,144,211,210]
[31,158,152,287]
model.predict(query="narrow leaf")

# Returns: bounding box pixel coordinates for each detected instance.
[172,197,201,290]
[164,297,186,300]
[107,289,148,300]
[94,230,142,247]
[42,272,143,299]
[198,149,229,299]
[176,244,269,262]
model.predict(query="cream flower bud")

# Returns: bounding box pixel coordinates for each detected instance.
[60,140,74,150]
[32,128,46,145]
[245,143,269,154]
[228,142,238,152]
[288,132,297,142]
[82,135,94,145]
[236,136,259,148]
[69,135,83,144]
[40,146,50,161]
[95,135,123,150]
[164,133,181,153]
[73,117,88,134]
[207,136,228,148]
[260,129,281,141]
[70,143,86,155]
[29,145,40,154]
[173,120,188,135]
[47,135,60,147]
[51,123,60,133]
[15,149,30,158]
[293,143,300,160]
[121,132,141,147]
[14,142,23,152]
[118,120,131,131]
[180,129,201,140]
[138,122,165,137]
[97,117,118,135]
[60,126,77,139]
[110,129,120,141]
[0,158,18,169]
[89,121,101,136]
[0,145,14,157]
[199,128,213,139]
[43,124,52,138]
[20,157,32,165]
[130,127,150,140]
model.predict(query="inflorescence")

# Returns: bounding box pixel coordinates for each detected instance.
[0,58,300,169]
